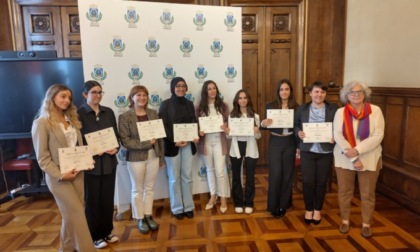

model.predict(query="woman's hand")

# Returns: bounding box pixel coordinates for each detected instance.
[262,118,273,127]
[175,141,187,147]
[150,138,156,145]
[298,131,305,140]
[105,148,118,155]
[353,159,364,171]
[193,138,200,144]
[296,149,301,159]
[199,130,205,137]
[254,126,260,134]
[61,169,80,181]
[344,148,358,158]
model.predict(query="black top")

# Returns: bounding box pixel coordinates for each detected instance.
[78,103,119,175]
[159,95,197,157]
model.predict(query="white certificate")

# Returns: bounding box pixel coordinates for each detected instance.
[198,115,224,134]
[229,117,254,136]
[84,127,119,156]
[58,146,94,174]
[173,123,198,142]
[137,119,166,142]
[302,122,333,143]
[266,109,294,128]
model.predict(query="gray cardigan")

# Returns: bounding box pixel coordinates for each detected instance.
[118,108,164,164]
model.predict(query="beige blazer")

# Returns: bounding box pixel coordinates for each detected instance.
[32,117,83,181]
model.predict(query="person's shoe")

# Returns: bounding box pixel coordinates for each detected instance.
[361,226,372,238]
[220,206,227,213]
[244,207,253,214]
[145,215,159,231]
[339,223,350,234]
[184,211,194,218]
[115,209,131,221]
[104,234,119,243]
[235,207,244,214]
[173,213,184,220]
[94,239,107,249]
[271,211,280,219]
[137,219,150,234]
[278,208,286,217]
[312,218,321,225]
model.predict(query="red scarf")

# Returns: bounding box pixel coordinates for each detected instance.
[342,102,372,147]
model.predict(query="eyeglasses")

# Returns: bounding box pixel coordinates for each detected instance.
[175,85,187,89]
[348,90,364,96]
[90,91,105,96]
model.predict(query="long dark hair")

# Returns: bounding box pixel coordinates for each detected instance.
[230,89,255,118]
[197,80,227,116]
[269,79,298,109]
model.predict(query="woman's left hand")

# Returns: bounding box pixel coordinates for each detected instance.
[105,148,118,155]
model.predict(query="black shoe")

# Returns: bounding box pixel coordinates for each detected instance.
[278,208,286,217]
[312,218,321,225]
[138,219,150,234]
[173,213,184,220]
[271,211,280,219]
[145,215,159,231]
[184,211,194,219]
[304,218,313,224]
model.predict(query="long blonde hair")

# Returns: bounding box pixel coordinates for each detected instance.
[37,84,81,129]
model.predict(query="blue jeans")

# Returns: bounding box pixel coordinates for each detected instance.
[165,143,195,214]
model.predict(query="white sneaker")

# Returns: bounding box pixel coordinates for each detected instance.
[104,234,119,243]
[245,207,253,214]
[94,239,107,249]
[235,207,243,214]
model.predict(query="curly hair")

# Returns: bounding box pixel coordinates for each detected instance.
[339,81,371,104]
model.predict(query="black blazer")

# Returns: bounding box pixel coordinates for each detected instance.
[294,101,338,152]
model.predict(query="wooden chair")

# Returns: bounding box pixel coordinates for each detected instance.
[2,138,34,184]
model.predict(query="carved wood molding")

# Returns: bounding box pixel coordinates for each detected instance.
[371,87,420,97]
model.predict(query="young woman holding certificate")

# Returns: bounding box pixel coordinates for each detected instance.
[196,80,230,213]
[119,85,165,234]
[32,84,96,252]
[159,77,199,220]
[77,80,119,249]
[260,79,299,218]
[227,89,261,214]
[294,81,338,225]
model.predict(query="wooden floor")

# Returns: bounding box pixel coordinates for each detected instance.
[1,168,420,251]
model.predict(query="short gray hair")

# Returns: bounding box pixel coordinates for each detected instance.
[339,81,372,104]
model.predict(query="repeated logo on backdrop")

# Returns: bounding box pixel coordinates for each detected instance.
[128,65,143,85]
[225,64,237,83]
[193,11,206,31]
[180,38,193,57]
[211,38,223,57]
[146,37,160,57]
[86,4,102,27]
[114,94,129,113]
[125,7,139,28]
[195,65,208,83]
[110,36,125,57]
[224,12,237,31]
[160,9,174,30]
[91,64,107,85]
[149,92,163,110]
[162,65,176,84]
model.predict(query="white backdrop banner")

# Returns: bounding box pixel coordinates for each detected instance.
[78,0,242,206]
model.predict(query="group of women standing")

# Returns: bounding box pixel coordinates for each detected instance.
[31,77,384,250]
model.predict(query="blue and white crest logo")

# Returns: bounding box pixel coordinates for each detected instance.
[195,64,208,83]
[117,148,127,164]
[210,38,223,57]
[149,92,162,109]
[125,7,139,28]
[224,12,237,32]
[110,36,125,57]
[91,64,107,85]
[86,5,102,27]
[162,64,176,84]
[145,37,160,57]
[114,93,129,113]
[160,9,174,30]
[225,64,237,83]
[184,93,195,103]
[128,64,143,84]
[180,38,193,57]
[193,11,206,31]
[198,166,207,178]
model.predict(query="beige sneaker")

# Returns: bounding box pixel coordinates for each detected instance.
[235,207,243,214]
[244,207,253,214]
[361,226,372,238]
[339,223,350,234]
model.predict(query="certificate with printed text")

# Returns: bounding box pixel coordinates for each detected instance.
[266,109,294,128]
[198,115,224,134]
[302,122,333,143]
[229,117,254,136]
[84,127,119,156]
[173,123,198,142]
[58,146,94,174]
[137,119,166,142]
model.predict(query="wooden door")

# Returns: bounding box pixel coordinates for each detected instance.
[241,6,301,165]
[61,7,81,57]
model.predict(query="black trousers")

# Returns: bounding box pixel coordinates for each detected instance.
[84,169,116,241]
[230,141,257,207]
[266,134,296,212]
[300,151,333,211]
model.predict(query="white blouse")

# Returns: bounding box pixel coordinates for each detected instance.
[228,114,261,159]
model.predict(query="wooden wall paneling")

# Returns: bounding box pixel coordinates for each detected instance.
[305,0,345,86]
[403,98,420,167]
[383,97,404,163]
[22,6,63,56]
[60,6,80,57]
[1,0,14,50]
